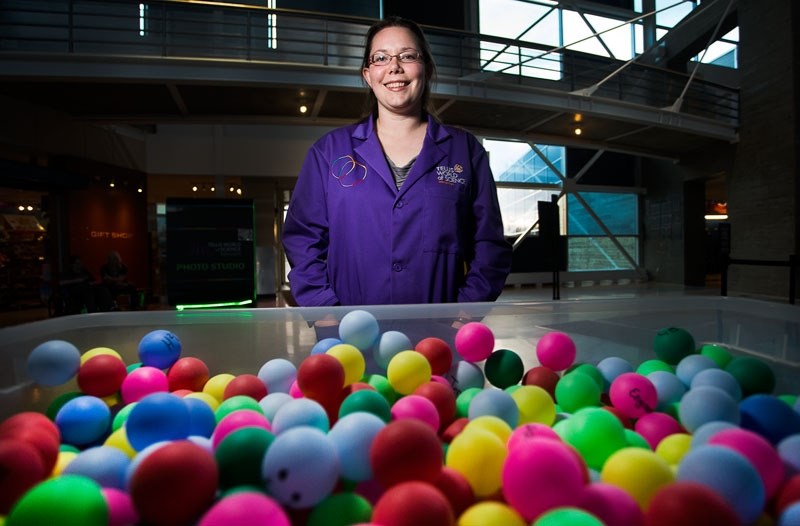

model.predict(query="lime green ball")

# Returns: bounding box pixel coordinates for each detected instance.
[364,374,399,405]
[653,327,695,365]
[568,363,604,390]
[215,427,275,490]
[126,362,142,374]
[306,492,372,526]
[556,407,627,471]
[456,387,482,418]
[339,389,392,422]
[699,343,732,368]
[534,507,604,526]
[636,359,673,376]
[624,428,651,449]
[46,391,82,420]
[725,355,776,397]
[484,349,524,389]
[6,475,108,526]
[112,402,136,431]
[555,372,601,414]
[215,395,263,423]
[59,444,80,454]
[779,394,798,407]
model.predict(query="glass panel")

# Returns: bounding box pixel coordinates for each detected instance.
[568,236,638,271]
[484,140,564,185]
[656,0,694,28]
[567,193,638,236]
[480,0,559,45]
[497,188,561,237]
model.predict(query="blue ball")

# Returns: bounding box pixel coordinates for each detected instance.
[339,310,380,351]
[778,501,800,526]
[778,434,800,476]
[677,444,766,525]
[596,356,634,391]
[138,330,182,369]
[468,388,519,428]
[311,338,342,355]
[690,368,742,401]
[446,360,485,394]
[270,398,329,435]
[327,412,385,482]
[55,395,111,446]
[125,392,191,451]
[184,396,216,438]
[678,385,740,433]
[690,420,738,449]
[675,354,718,386]
[27,340,81,386]
[257,358,297,394]
[647,370,687,411]
[373,330,413,370]
[262,426,339,508]
[740,394,800,445]
[259,392,294,422]
[62,445,130,489]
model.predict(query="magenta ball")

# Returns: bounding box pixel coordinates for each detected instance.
[609,372,658,419]
[391,394,440,432]
[454,322,494,362]
[103,487,139,526]
[634,412,684,449]
[121,366,169,404]
[198,491,291,526]
[507,423,561,451]
[708,427,784,499]
[211,410,272,449]
[578,482,644,526]
[536,332,577,372]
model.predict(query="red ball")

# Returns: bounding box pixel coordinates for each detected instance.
[415,337,453,376]
[0,424,60,475]
[167,357,210,392]
[130,441,218,526]
[774,474,800,516]
[77,354,128,397]
[413,381,457,432]
[601,405,634,429]
[440,417,469,444]
[522,366,560,399]
[297,354,345,404]
[0,412,60,440]
[223,374,268,401]
[432,466,475,518]
[0,439,46,514]
[372,482,455,526]
[644,481,741,526]
[370,419,443,489]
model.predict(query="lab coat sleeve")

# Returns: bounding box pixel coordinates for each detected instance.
[282,144,341,306]
[457,139,513,302]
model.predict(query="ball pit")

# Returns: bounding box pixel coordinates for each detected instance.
[3,300,800,525]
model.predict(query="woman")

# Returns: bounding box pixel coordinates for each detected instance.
[282,16,512,307]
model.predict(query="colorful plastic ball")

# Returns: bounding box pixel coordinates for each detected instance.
[120,366,169,404]
[339,310,380,351]
[502,437,587,521]
[6,474,108,526]
[328,412,385,482]
[0,411,60,463]
[740,393,800,445]
[370,419,443,488]
[62,445,130,489]
[509,385,556,426]
[271,397,329,434]
[307,492,373,526]
[222,374,267,401]
[523,366,560,398]
[126,392,191,451]
[183,396,216,438]
[215,394,263,422]
[26,339,81,386]
[55,395,111,446]
[211,409,272,448]
[556,372,601,414]
[391,394,440,431]
[77,354,128,398]
[455,388,481,418]
[446,426,506,497]
[536,331,577,372]
[364,374,400,405]
[708,427,784,498]
[654,433,692,466]
[311,337,342,355]
[609,372,657,418]
[596,357,634,391]
[725,356,776,397]
[778,502,800,526]
[138,329,182,370]
[105,427,136,458]
[679,386,740,433]
[262,426,339,508]
[259,392,293,421]
[534,507,604,526]
[645,481,741,526]
[578,482,644,526]
[129,440,218,526]
[507,422,560,451]
[698,343,732,367]
[257,358,297,394]
[775,475,800,516]
[459,501,526,526]
[441,417,470,444]
[339,389,392,422]
[690,420,738,449]
[675,354,718,387]
[103,487,139,526]
[463,415,513,444]
[374,331,414,370]
[433,466,475,517]
[327,343,366,386]
[447,361,485,393]
[481,349,522,389]
[467,388,519,428]
[677,445,766,525]
[166,357,209,392]
[653,327,695,365]
[779,435,800,476]
[387,350,432,395]
[81,346,122,364]
[215,426,275,489]
[415,337,453,376]
[636,359,674,376]
[297,353,345,403]
[372,481,454,526]
[646,370,687,411]
[634,412,684,449]
[601,447,674,509]
[455,322,495,362]
[413,381,457,431]
[198,491,290,526]
[0,440,46,514]
[557,407,628,472]
[202,373,236,402]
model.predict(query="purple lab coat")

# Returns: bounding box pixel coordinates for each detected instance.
[282,114,512,306]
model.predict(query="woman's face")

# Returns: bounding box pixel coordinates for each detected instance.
[362,26,427,118]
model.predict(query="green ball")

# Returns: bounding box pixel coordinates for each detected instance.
[779,394,798,407]
[364,374,399,405]
[215,427,275,490]
[126,362,142,374]
[215,395,263,423]
[456,387,482,418]
[534,506,604,526]
[339,389,392,422]
[306,492,372,526]
[624,428,651,449]
[653,327,695,365]
[725,355,776,397]
[112,402,136,431]
[556,407,627,471]
[484,349,524,389]
[636,359,673,376]
[6,475,108,526]
[568,363,604,390]
[555,372,601,414]
[699,343,733,368]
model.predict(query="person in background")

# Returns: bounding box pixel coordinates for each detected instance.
[100,250,140,310]
[59,255,112,313]
[282,16,512,308]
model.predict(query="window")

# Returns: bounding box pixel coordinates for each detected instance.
[267,0,277,49]
[138,3,147,37]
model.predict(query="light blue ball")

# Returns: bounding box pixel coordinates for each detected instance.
[311,338,342,355]
[55,395,111,446]
[468,388,519,428]
[373,330,413,370]
[257,358,297,394]
[678,385,740,433]
[647,370,687,411]
[184,396,216,438]
[63,445,130,489]
[259,392,294,422]
[675,354,718,387]
[270,397,329,435]
[778,501,800,526]
[339,310,380,351]
[677,444,766,525]
[446,360,485,394]
[778,434,800,477]
[690,420,738,449]
[327,412,385,482]
[596,356,634,391]
[125,392,191,451]
[691,368,742,401]
[262,426,339,508]
[138,329,182,369]
[27,340,81,386]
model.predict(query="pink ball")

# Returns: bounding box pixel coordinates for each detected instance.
[578,482,645,526]
[507,423,561,451]
[536,332,577,372]
[635,412,684,449]
[198,491,291,526]
[454,322,494,362]
[609,372,657,419]
[211,410,272,449]
[391,394,440,432]
[708,427,784,499]
[502,436,587,522]
[102,487,139,526]
[289,380,303,399]
[121,366,169,404]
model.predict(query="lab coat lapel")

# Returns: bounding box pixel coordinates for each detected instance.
[398,116,449,197]
[353,118,397,192]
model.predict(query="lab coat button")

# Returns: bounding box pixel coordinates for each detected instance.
[392,263,402,272]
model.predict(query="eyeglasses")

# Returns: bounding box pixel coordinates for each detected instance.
[369,50,422,66]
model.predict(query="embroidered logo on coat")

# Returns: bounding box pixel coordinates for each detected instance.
[331,155,367,187]
[436,164,466,185]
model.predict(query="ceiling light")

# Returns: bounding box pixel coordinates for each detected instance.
[299,104,308,114]
[574,126,582,136]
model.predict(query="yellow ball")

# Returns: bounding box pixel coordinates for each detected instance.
[458,501,526,526]
[104,427,137,458]
[655,433,692,466]
[386,350,431,395]
[203,373,236,402]
[51,450,77,477]
[463,415,512,444]
[327,344,366,386]
[446,427,507,497]
[185,391,220,411]
[81,346,122,364]
[601,447,674,509]
[510,385,556,426]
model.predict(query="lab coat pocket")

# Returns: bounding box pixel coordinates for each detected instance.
[422,186,466,254]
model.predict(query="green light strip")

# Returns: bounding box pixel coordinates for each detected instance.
[175,299,254,311]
